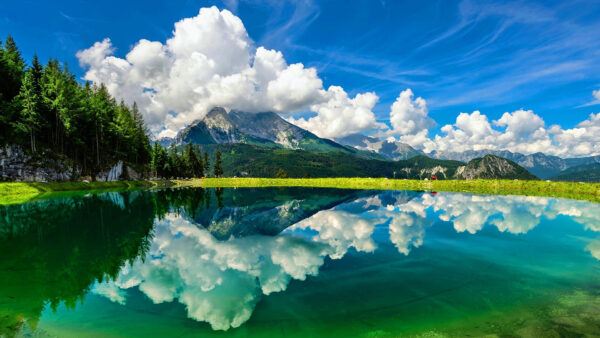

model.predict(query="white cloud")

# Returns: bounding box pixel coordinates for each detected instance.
[78,8,600,155]
[364,86,600,157]
[287,86,380,138]
[409,108,600,157]
[77,6,377,139]
[76,38,114,67]
[389,89,435,136]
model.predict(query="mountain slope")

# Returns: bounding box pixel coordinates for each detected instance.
[432,149,600,179]
[201,144,464,179]
[176,107,351,153]
[454,155,538,180]
[335,133,422,160]
[550,163,600,182]
[431,150,567,178]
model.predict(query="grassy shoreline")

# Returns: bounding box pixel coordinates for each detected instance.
[1,178,599,205]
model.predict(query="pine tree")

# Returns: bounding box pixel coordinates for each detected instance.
[203,152,210,176]
[183,143,203,178]
[213,150,223,178]
[0,36,26,142]
[17,70,42,152]
[1,35,25,100]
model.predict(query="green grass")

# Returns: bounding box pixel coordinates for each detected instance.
[1,178,599,205]
[0,181,156,205]
[183,178,600,203]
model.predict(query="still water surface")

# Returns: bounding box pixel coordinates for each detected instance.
[1,187,599,337]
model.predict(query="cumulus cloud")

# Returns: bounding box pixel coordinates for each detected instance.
[287,87,381,138]
[594,89,600,101]
[404,107,600,157]
[419,109,555,154]
[77,6,378,139]
[387,89,435,139]
[368,87,600,157]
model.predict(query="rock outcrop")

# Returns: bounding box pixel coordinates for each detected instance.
[175,107,349,153]
[454,155,538,180]
[0,145,79,182]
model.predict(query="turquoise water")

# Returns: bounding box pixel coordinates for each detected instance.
[1,188,599,337]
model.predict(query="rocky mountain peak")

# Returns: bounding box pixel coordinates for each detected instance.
[454,154,538,180]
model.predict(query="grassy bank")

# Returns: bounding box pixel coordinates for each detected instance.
[1,178,599,205]
[181,178,600,203]
[0,181,161,205]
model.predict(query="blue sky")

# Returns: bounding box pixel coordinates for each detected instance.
[2,0,600,155]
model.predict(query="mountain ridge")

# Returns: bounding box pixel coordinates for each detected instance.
[334,133,422,160]
[454,155,538,180]
[430,149,600,179]
[175,107,354,154]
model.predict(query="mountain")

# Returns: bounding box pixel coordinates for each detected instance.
[550,163,600,182]
[431,149,600,179]
[200,144,464,179]
[153,137,174,148]
[187,188,371,240]
[431,150,570,179]
[454,155,538,180]
[176,107,351,153]
[565,155,600,168]
[335,133,422,160]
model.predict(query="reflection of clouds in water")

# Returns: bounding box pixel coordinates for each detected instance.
[92,281,126,305]
[93,210,375,330]
[388,212,429,255]
[289,210,378,258]
[406,194,549,235]
[91,191,600,330]
[544,199,600,232]
[586,240,600,260]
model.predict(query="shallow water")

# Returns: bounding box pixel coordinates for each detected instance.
[1,187,599,337]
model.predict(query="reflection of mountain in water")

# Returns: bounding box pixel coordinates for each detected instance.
[187,187,375,239]
[2,188,600,335]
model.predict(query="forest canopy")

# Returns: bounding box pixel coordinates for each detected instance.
[0,35,221,180]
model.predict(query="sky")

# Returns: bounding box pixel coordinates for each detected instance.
[1,0,600,157]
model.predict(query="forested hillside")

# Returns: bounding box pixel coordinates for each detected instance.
[0,36,151,177]
[197,144,465,179]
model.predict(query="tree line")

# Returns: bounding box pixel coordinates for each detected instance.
[150,143,223,179]
[0,35,224,180]
[0,35,151,177]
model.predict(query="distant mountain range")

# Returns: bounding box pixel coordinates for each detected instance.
[454,155,537,180]
[334,133,422,160]
[550,163,600,182]
[429,149,600,179]
[153,106,600,181]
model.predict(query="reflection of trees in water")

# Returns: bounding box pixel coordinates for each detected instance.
[0,191,158,337]
[0,187,368,336]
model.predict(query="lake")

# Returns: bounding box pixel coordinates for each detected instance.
[1,187,599,337]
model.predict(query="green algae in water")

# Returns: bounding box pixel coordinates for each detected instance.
[1,188,599,337]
